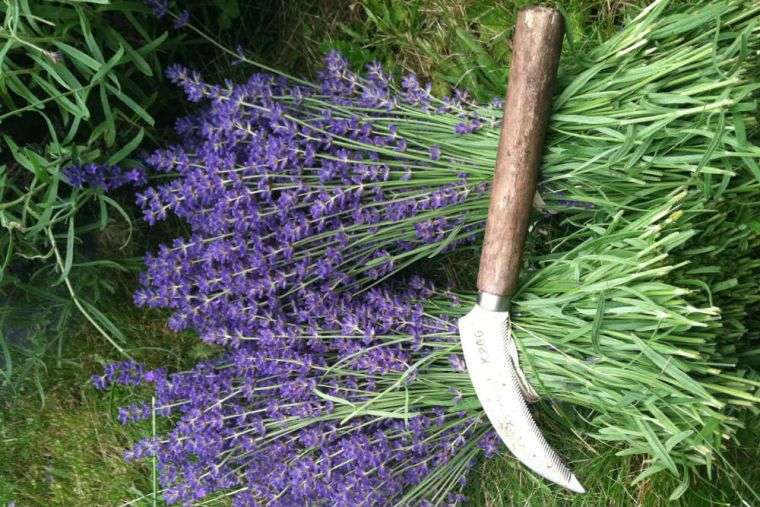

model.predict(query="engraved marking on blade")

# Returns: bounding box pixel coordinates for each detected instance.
[500,421,514,438]
[474,329,489,364]
[458,305,583,492]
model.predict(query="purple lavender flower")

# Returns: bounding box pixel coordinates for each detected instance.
[103,279,483,505]
[144,0,168,18]
[454,116,484,135]
[173,9,190,28]
[401,73,432,107]
[90,359,147,390]
[449,354,467,372]
[164,64,205,102]
[478,430,502,457]
[64,163,146,191]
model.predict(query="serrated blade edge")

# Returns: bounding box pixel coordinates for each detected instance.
[458,304,585,493]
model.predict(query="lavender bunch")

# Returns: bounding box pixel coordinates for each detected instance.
[134,61,491,337]
[104,195,758,504]
[99,281,489,506]
[135,0,760,339]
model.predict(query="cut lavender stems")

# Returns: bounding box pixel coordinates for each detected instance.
[106,195,759,504]
[136,0,760,344]
[102,0,760,504]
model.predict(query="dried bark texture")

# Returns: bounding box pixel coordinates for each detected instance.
[477,6,564,297]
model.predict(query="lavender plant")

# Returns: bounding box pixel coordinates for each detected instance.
[134,0,760,343]
[102,195,759,505]
[97,0,760,503]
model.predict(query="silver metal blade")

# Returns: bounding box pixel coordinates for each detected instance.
[458,304,585,493]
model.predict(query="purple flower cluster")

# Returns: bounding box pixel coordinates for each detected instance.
[173,10,190,29]
[143,0,168,18]
[135,54,491,340]
[110,52,511,504]
[64,163,146,191]
[91,359,158,390]
[104,279,496,504]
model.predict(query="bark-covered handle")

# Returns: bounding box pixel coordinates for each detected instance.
[477,6,564,297]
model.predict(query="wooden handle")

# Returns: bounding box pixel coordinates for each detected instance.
[477,6,564,297]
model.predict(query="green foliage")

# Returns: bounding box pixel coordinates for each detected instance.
[0,0,175,380]
[316,0,645,101]
[1,0,757,505]
[468,415,760,506]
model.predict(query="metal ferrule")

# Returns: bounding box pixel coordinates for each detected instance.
[477,292,510,312]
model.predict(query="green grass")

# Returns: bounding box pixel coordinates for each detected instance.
[0,293,218,505]
[0,386,151,504]
[177,0,642,99]
[468,412,760,506]
[308,0,635,99]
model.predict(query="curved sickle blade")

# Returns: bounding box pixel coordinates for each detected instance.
[458,304,585,493]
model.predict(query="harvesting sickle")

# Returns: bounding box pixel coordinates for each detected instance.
[457,6,585,493]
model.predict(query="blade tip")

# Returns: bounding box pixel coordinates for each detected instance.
[568,475,586,494]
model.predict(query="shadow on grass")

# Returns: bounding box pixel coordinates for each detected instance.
[0,293,220,505]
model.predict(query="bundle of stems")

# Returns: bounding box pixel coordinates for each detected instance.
[103,194,759,505]
[107,0,760,503]
[137,0,759,332]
